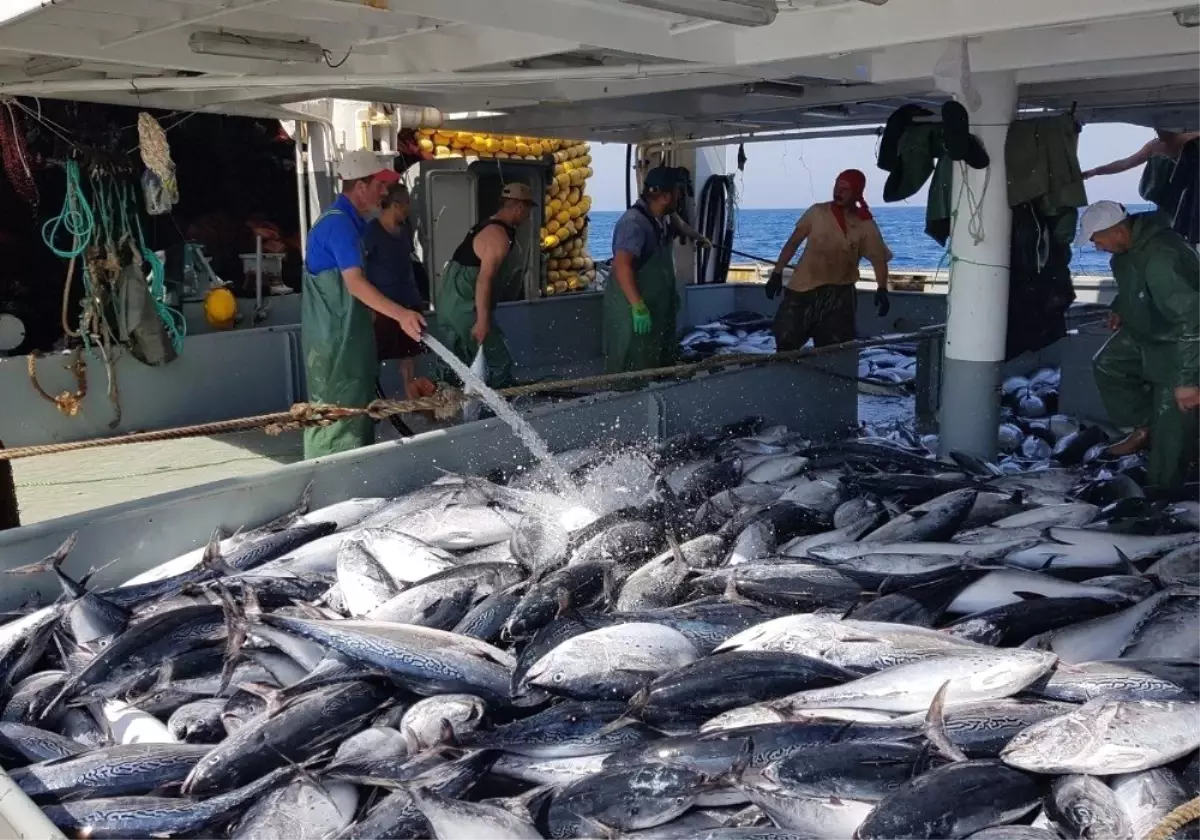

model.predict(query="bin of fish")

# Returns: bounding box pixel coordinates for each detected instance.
[679,312,776,360]
[857,344,918,393]
[1,418,1198,840]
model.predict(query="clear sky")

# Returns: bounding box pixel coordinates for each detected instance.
[585,122,1154,211]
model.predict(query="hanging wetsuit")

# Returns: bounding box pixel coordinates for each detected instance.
[436,218,523,388]
[604,200,679,374]
[1093,212,1200,490]
[300,196,377,459]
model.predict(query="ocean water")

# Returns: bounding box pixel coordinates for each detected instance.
[585,205,1125,276]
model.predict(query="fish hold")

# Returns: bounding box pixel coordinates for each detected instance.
[856,760,1041,839]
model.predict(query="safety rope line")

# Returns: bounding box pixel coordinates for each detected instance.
[1144,796,1200,840]
[0,327,945,462]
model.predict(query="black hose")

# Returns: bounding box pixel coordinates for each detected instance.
[625,144,633,209]
[696,174,736,285]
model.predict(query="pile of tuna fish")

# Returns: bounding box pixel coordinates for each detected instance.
[679,312,776,359]
[857,345,918,390]
[1,418,1198,840]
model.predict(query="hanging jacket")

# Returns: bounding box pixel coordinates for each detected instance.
[1109,211,1200,388]
[1005,204,1076,360]
[1168,138,1199,244]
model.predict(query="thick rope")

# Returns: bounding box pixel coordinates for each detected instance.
[0,327,944,462]
[1144,796,1200,840]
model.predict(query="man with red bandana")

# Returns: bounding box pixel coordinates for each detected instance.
[765,169,893,351]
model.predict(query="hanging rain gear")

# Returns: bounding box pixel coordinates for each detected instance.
[1093,211,1200,489]
[301,206,377,459]
[605,203,679,373]
[435,219,522,388]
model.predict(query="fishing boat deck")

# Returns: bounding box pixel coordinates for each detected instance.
[10,393,915,526]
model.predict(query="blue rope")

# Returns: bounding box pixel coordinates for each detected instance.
[41,160,94,259]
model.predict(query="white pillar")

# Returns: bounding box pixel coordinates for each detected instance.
[938,71,1017,461]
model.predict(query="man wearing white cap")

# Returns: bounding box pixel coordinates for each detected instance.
[1077,199,1199,490]
[301,149,427,459]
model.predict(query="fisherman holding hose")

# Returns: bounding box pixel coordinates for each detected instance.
[765,169,893,351]
[605,166,705,373]
[1077,200,1199,491]
[301,150,426,460]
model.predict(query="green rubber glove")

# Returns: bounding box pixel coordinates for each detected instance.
[631,301,652,335]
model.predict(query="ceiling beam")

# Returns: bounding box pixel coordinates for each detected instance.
[865,13,1199,85]
[735,0,1192,65]
[381,0,733,63]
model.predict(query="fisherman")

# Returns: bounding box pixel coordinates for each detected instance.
[435,182,535,388]
[765,169,892,351]
[604,166,687,374]
[1082,128,1199,179]
[1077,200,1200,491]
[1082,128,1199,206]
[301,150,427,460]
[364,182,428,401]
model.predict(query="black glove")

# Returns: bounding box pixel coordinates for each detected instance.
[874,287,890,318]
[765,270,783,300]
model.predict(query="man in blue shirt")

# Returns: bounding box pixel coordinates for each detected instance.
[364,182,425,400]
[301,149,426,459]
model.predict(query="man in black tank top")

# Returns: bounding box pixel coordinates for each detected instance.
[435,183,534,387]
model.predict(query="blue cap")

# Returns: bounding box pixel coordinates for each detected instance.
[643,166,678,191]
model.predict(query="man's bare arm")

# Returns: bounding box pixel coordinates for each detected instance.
[1083,139,1162,178]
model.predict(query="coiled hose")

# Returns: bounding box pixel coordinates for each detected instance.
[696,174,736,284]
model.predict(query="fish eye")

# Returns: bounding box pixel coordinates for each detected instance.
[553,673,563,683]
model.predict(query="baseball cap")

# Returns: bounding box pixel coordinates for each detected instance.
[643,166,679,192]
[500,182,537,204]
[338,149,395,181]
[1075,200,1128,247]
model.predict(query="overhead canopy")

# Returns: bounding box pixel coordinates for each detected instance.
[0,0,1195,140]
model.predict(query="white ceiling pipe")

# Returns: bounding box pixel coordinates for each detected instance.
[0,61,735,96]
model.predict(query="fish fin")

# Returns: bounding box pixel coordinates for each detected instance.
[496,784,556,819]
[437,717,459,747]
[215,586,247,696]
[1012,590,1048,601]
[721,572,757,607]
[1114,546,1142,577]
[595,686,649,737]
[553,587,573,619]
[1009,489,1025,506]
[1040,528,1072,546]
[601,567,620,609]
[1037,556,1062,572]
[576,815,619,840]
[237,681,284,716]
[76,558,120,590]
[200,528,239,575]
[401,724,423,754]
[242,586,263,621]
[908,510,930,519]
[5,532,77,577]
[923,681,969,763]
[718,736,754,787]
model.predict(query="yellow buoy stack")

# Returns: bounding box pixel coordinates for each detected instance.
[416,128,596,297]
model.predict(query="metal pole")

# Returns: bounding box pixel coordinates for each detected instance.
[938,72,1017,461]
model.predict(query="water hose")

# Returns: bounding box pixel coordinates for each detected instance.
[696,174,736,284]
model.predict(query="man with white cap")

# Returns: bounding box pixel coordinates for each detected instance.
[301,149,427,459]
[1077,199,1199,490]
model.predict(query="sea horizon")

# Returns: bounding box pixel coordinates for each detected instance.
[582,205,1125,275]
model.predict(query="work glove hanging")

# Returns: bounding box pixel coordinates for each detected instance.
[631,301,652,335]
[765,270,783,300]
[874,287,890,318]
